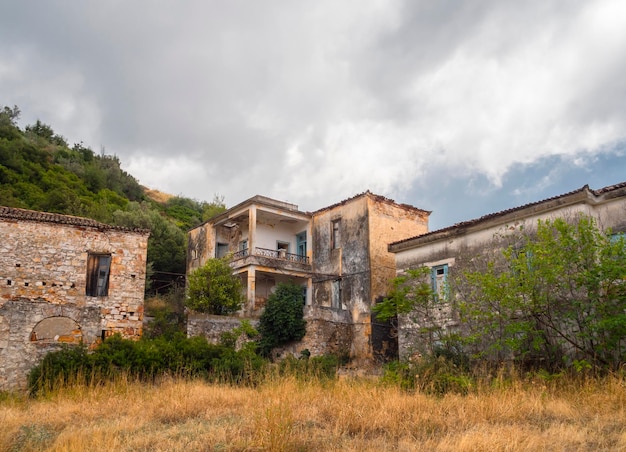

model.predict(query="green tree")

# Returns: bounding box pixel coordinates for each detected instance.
[373,267,464,359]
[185,257,244,315]
[372,267,434,323]
[258,282,307,356]
[457,215,626,370]
[202,194,227,221]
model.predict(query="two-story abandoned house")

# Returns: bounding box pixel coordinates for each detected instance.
[187,192,430,361]
[388,182,626,359]
[0,206,150,390]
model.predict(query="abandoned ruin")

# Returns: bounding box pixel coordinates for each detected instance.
[389,182,626,359]
[0,207,149,390]
[188,183,626,364]
[187,192,430,361]
[2,182,625,390]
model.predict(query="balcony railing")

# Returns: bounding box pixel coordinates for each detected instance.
[231,247,309,264]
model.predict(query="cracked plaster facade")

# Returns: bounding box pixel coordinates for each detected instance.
[187,192,430,361]
[389,182,626,359]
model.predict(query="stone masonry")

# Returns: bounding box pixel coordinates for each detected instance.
[0,206,149,391]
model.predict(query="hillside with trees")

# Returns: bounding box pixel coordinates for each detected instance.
[0,104,226,293]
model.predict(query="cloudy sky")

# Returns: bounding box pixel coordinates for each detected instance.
[1,1,625,230]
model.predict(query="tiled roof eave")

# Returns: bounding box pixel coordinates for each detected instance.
[0,206,150,234]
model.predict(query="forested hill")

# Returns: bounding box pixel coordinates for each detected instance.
[0,105,225,292]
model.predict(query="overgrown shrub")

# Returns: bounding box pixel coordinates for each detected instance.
[27,334,265,395]
[185,258,244,315]
[258,282,307,357]
[27,345,92,393]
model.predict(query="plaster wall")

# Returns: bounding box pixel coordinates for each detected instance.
[392,191,626,359]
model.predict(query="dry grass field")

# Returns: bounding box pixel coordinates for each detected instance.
[1,372,625,451]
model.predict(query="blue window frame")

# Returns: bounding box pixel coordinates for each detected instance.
[431,264,448,302]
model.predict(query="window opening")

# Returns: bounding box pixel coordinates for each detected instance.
[216,242,229,258]
[296,231,307,257]
[431,264,448,302]
[331,219,341,250]
[86,253,111,297]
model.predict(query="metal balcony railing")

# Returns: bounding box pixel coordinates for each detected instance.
[231,247,309,264]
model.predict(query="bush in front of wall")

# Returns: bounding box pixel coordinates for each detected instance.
[258,282,307,357]
[185,257,244,315]
[27,334,266,395]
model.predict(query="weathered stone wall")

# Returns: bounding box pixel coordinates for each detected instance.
[0,211,148,391]
[187,313,259,345]
[312,196,371,358]
[298,305,353,357]
[308,193,431,360]
[367,196,429,304]
[392,186,626,360]
[0,299,102,390]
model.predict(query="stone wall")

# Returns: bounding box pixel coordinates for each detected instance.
[0,208,149,391]
[187,313,259,345]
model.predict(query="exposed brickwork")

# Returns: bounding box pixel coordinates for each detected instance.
[0,207,149,391]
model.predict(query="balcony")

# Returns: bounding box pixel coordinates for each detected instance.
[232,247,309,265]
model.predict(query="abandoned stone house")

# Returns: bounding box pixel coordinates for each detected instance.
[0,206,149,390]
[187,192,430,360]
[388,182,626,359]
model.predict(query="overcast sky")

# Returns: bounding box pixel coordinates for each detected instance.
[1,1,625,230]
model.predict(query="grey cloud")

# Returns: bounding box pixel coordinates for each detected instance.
[1,1,624,219]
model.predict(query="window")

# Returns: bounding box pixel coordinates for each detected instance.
[239,239,248,251]
[430,264,448,302]
[86,253,111,297]
[216,242,229,258]
[331,219,341,250]
[296,231,307,257]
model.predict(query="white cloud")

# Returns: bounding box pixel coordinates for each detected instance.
[1,0,624,215]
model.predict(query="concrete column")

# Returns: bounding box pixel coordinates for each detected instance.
[248,206,257,254]
[247,266,256,311]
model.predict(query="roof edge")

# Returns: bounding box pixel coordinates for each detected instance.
[389,181,626,252]
[0,206,150,234]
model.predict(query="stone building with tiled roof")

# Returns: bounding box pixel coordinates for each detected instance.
[0,206,150,390]
[388,182,626,359]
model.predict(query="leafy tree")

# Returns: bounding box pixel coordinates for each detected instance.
[457,215,626,370]
[372,267,434,323]
[374,267,464,360]
[0,105,21,141]
[112,202,187,276]
[185,257,244,315]
[202,194,227,221]
[258,282,307,356]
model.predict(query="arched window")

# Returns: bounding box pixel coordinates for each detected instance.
[30,316,82,343]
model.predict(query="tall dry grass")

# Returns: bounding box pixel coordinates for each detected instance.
[1,372,625,451]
